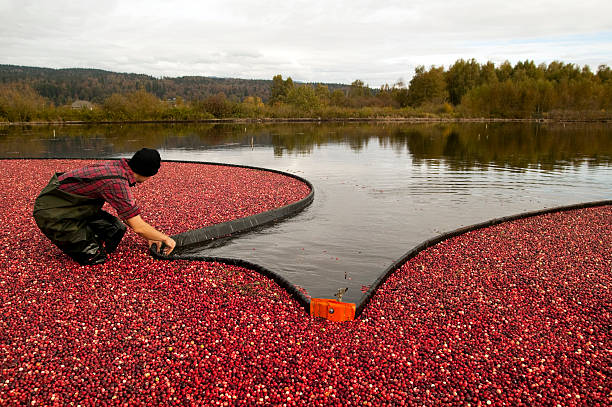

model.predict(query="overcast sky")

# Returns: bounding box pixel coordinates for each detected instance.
[1,0,611,86]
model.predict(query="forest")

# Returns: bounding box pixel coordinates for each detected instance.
[1,60,611,123]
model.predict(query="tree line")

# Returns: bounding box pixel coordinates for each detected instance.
[1,60,611,123]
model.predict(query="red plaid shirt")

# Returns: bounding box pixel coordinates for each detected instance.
[58,158,140,220]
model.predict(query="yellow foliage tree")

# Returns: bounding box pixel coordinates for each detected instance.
[0,83,48,122]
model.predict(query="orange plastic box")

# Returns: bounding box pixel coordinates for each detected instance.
[310,298,356,322]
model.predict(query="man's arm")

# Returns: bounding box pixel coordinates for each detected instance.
[124,215,176,255]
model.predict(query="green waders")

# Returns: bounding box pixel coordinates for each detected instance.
[33,173,128,265]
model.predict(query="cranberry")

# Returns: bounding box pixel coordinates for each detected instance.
[0,159,609,405]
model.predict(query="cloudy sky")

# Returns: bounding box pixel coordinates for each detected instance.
[1,0,611,86]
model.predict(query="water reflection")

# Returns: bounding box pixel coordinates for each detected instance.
[2,122,611,303]
[1,122,611,167]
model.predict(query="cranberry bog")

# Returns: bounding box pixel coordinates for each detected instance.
[1,159,611,406]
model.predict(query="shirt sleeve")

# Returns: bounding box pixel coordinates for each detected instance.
[101,179,141,220]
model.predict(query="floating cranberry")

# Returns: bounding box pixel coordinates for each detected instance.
[0,159,609,405]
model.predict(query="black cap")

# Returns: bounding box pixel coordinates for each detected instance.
[128,148,161,176]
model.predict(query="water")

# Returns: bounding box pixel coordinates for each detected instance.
[2,122,611,303]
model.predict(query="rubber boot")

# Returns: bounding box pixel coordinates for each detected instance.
[89,211,127,254]
[84,246,108,265]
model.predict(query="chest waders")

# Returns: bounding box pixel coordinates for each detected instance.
[33,173,128,265]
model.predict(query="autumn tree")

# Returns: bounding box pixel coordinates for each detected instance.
[242,96,264,108]
[201,92,234,118]
[597,65,612,83]
[376,84,397,107]
[330,89,347,106]
[389,81,410,107]
[102,90,163,120]
[315,84,331,105]
[0,83,49,122]
[348,80,370,98]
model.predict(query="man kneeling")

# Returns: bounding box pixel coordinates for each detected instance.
[33,148,176,265]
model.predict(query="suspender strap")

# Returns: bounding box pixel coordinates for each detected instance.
[58,175,128,185]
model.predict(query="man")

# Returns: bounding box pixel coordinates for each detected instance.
[33,148,176,265]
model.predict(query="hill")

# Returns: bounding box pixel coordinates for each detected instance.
[0,65,349,106]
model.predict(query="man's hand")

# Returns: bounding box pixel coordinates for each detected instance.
[162,237,176,255]
[148,240,162,252]
[148,238,176,255]
[126,215,176,256]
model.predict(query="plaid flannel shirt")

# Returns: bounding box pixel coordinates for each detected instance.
[58,158,140,220]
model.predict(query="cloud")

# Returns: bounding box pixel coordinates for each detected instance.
[1,0,611,86]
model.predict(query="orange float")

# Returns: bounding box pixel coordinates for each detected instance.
[310,298,356,322]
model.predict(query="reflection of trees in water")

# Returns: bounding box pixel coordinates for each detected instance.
[1,122,611,169]
[400,123,612,170]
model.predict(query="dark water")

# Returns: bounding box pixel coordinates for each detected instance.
[2,122,611,303]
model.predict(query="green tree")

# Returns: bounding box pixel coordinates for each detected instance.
[496,61,513,82]
[461,77,554,118]
[446,59,481,105]
[286,84,320,111]
[408,66,448,106]
[480,61,498,85]
[269,74,294,104]
[512,60,540,81]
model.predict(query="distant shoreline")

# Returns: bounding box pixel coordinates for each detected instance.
[3,117,611,126]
